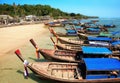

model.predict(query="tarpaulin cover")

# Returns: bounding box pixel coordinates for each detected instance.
[89,41,109,46]
[88,36,112,41]
[111,30,120,35]
[75,25,83,29]
[81,46,112,54]
[111,40,120,46]
[67,29,76,33]
[87,28,100,32]
[86,75,120,79]
[84,58,120,71]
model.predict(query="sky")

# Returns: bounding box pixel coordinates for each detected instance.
[0,0,120,18]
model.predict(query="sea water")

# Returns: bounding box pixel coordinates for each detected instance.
[99,18,120,37]
[77,18,120,36]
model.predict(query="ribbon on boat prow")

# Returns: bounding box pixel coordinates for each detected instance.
[14,49,29,78]
[36,48,40,59]
[30,39,40,59]
[15,49,21,56]
[23,60,29,78]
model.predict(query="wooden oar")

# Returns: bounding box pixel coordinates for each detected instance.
[29,39,40,59]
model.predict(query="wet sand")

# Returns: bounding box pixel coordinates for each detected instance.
[0,24,54,83]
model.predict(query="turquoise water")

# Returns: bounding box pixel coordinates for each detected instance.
[73,18,120,37]
[98,18,120,37]
[54,18,120,37]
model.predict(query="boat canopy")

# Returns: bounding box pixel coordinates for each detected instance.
[67,29,76,34]
[84,58,120,71]
[89,41,109,46]
[87,28,100,32]
[111,40,120,46]
[88,36,112,41]
[111,30,120,35]
[75,25,83,29]
[81,46,112,54]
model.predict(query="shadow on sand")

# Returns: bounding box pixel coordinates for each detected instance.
[28,57,47,62]
[17,70,54,83]
[16,57,58,83]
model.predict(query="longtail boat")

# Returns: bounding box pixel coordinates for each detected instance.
[15,50,120,83]
[51,36,120,52]
[30,39,120,62]
[53,32,111,47]
[77,27,108,35]
[50,28,109,47]
[49,27,100,37]
[30,39,79,62]
[54,35,120,51]
[77,32,120,48]
[65,25,83,31]
[103,24,116,28]
[78,32,120,40]
[51,30,87,45]
[48,27,78,37]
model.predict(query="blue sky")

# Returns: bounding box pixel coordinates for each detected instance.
[0,0,120,18]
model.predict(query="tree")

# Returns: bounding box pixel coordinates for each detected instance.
[0,4,97,19]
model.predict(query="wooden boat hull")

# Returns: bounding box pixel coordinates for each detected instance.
[56,36,110,47]
[56,32,77,37]
[39,49,78,62]
[48,27,77,37]
[15,50,120,83]
[28,62,120,83]
[56,36,120,51]
[55,44,82,51]
[57,37,86,45]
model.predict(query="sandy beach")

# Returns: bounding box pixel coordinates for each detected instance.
[0,23,46,56]
[0,23,53,83]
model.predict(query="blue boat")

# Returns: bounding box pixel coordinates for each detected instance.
[78,32,120,42]
[49,27,78,37]
[15,49,120,83]
[84,58,120,79]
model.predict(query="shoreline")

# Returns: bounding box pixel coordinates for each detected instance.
[0,23,46,57]
[0,23,54,83]
[0,21,45,28]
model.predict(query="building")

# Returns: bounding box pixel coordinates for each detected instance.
[0,15,13,24]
